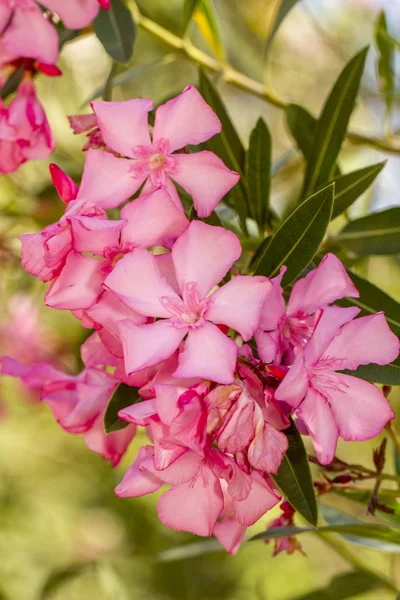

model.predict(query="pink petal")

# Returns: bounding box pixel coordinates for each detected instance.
[81,331,118,368]
[119,399,157,426]
[171,152,239,217]
[248,422,288,474]
[234,471,279,526]
[78,150,142,209]
[259,267,286,331]
[216,390,255,453]
[87,290,146,334]
[172,221,242,298]
[329,374,395,442]
[175,321,237,384]
[49,164,79,203]
[157,464,223,536]
[1,357,65,388]
[115,446,163,497]
[69,215,126,256]
[206,275,271,341]
[45,253,104,310]
[41,0,100,29]
[155,252,180,294]
[20,232,65,282]
[104,248,180,318]
[92,98,153,157]
[304,306,360,366]
[118,319,187,374]
[68,113,98,134]
[323,312,400,371]
[153,85,221,153]
[288,254,359,316]
[3,6,59,64]
[154,384,184,425]
[149,450,203,485]
[120,187,188,249]
[213,518,247,555]
[0,5,12,33]
[274,354,308,408]
[83,416,135,467]
[297,387,338,465]
[255,329,280,364]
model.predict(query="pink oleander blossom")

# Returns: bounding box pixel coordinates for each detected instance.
[275,306,399,464]
[265,501,305,557]
[105,220,272,384]
[256,254,359,365]
[77,85,239,217]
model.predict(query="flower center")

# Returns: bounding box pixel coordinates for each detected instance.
[148,153,165,170]
[281,313,316,347]
[310,357,348,399]
[161,282,209,328]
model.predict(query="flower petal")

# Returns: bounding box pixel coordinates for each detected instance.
[83,415,135,467]
[274,354,308,407]
[91,98,153,157]
[296,387,338,465]
[78,150,142,209]
[255,329,280,364]
[288,253,359,316]
[171,152,239,217]
[104,248,180,318]
[206,275,271,341]
[153,85,221,152]
[234,471,279,526]
[3,6,59,64]
[41,0,100,29]
[259,267,286,331]
[87,290,146,334]
[323,312,400,371]
[329,374,395,442]
[213,518,247,555]
[175,321,237,384]
[118,319,187,374]
[172,220,241,298]
[248,422,288,474]
[69,215,126,256]
[115,446,163,497]
[121,187,188,249]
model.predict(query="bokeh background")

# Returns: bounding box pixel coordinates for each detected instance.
[1,0,400,598]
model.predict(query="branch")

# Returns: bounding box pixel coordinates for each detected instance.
[129,1,400,155]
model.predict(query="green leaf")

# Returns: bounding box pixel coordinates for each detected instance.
[330,162,385,219]
[336,207,400,255]
[183,0,200,32]
[272,420,318,526]
[291,572,379,600]
[245,117,272,231]
[199,70,249,227]
[253,184,334,286]
[104,383,141,433]
[340,270,400,336]
[342,358,400,385]
[265,0,300,56]
[286,103,317,158]
[188,205,222,226]
[302,47,368,196]
[194,0,224,60]
[395,448,400,477]
[94,0,136,63]
[374,11,395,120]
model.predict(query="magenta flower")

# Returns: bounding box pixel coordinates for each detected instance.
[105,221,272,384]
[86,85,239,217]
[275,306,399,464]
[256,254,359,364]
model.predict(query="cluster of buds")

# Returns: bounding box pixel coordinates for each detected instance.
[2,86,399,553]
[0,0,109,173]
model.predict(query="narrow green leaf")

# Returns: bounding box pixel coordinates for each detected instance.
[395,448,400,477]
[336,207,400,255]
[94,0,136,63]
[194,0,224,60]
[286,103,317,159]
[291,572,379,600]
[340,270,400,336]
[272,420,318,526]
[303,47,368,196]
[342,359,400,385]
[183,0,200,32]
[246,117,272,231]
[254,184,334,286]
[374,11,395,120]
[330,162,385,219]
[104,383,141,433]
[199,70,249,227]
[250,523,400,550]
[265,0,300,56]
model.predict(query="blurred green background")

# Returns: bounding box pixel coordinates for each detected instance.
[1,0,400,598]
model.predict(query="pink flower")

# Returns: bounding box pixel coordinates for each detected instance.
[256,254,359,365]
[105,221,271,384]
[84,85,239,217]
[275,306,399,464]
[265,501,305,557]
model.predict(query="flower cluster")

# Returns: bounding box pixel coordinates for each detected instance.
[0,0,108,173]
[2,86,398,554]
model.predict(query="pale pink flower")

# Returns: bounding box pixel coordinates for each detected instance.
[105,221,271,384]
[275,306,399,464]
[256,254,359,365]
[82,86,239,217]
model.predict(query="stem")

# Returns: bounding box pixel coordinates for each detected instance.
[386,421,400,455]
[316,531,398,593]
[103,62,119,101]
[129,1,400,155]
